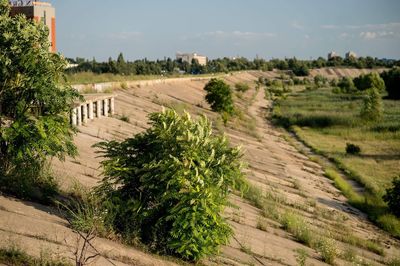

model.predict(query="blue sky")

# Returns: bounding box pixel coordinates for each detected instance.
[52,0,400,61]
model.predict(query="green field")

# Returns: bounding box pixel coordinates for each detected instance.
[272,86,400,236]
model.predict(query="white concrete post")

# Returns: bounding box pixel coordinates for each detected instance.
[82,104,88,124]
[110,97,115,115]
[103,99,109,117]
[71,108,77,126]
[97,100,102,118]
[77,105,82,126]
[88,101,94,120]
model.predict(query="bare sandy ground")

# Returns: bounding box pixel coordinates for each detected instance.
[1,69,399,265]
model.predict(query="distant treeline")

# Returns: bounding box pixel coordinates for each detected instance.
[66,53,400,77]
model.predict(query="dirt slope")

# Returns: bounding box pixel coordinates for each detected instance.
[1,70,399,266]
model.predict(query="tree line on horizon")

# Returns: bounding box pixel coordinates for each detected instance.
[66,53,400,77]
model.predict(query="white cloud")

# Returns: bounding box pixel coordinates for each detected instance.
[321,22,400,40]
[322,22,400,30]
[360,31,377,40]
[291,21,305,30]
[186,30,276,42]
[360,31,397,40]
[321,24,339,29]
[107,31,142,40]
[203,30,275,39]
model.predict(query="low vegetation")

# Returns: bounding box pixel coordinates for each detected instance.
[270,77,400,237]
[0,245,71,266]
[204,78,235,123]
[383,176,400,217]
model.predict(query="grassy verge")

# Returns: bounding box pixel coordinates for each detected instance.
[271,86,400,237]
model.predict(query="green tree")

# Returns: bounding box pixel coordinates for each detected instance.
[204,78,235,115]
[383,176,400,217]
[0,0,81,201]
[337,77,356,93]
[95,109,246,261]
[360,87,383,122]
[353,73,385,92]
[381,68,400,100]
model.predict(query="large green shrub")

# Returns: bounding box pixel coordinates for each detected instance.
[95,109,246,261]
[381,68,400,100]
[360,87,383,122]
[337,77,356,93]
[0,0,80,201]
[204,78,235,115]
[353,73,385,92]
[383,177,400,217]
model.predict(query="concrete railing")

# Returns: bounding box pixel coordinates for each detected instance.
[71,94,116,126]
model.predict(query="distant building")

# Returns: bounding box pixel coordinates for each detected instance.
[9,1,56,52]
[176,53,207,66]
[328,51,339,60]
[345,51,357,59]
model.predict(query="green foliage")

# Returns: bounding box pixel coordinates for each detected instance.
[381,67,400,100]
[0,0,81,200]
[292,64,310,77]
[314,74,328,88]
[353,72,386,92]
[360,87,383,122]
[337,77,356,93]
[383,177,400,217]
[95,109,246,261]
[346,143,361,155]
[204,78,235,115]
[234,82,250,92]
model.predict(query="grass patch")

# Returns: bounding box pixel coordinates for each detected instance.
[0,245,71,266]
[316,237,338,265]
[281,211,314,246]
[324,168,363,204]
[272,86,400,238]
[256,216,268,232]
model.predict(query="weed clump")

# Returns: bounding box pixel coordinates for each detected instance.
[346,143,361,155]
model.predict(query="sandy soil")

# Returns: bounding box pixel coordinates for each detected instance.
[1,69,399,266]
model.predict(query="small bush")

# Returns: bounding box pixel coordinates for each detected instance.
[383,177,400,217]
[337,77,356,93]
[204,78,235,115]
[360,87,383,122]
[317,237,338,265]
[235,82,250,92]
[119,114,130,123]
[120,82,128,89]
[346,143,361,155]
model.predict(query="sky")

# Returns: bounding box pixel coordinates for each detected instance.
[51,0,400,61]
